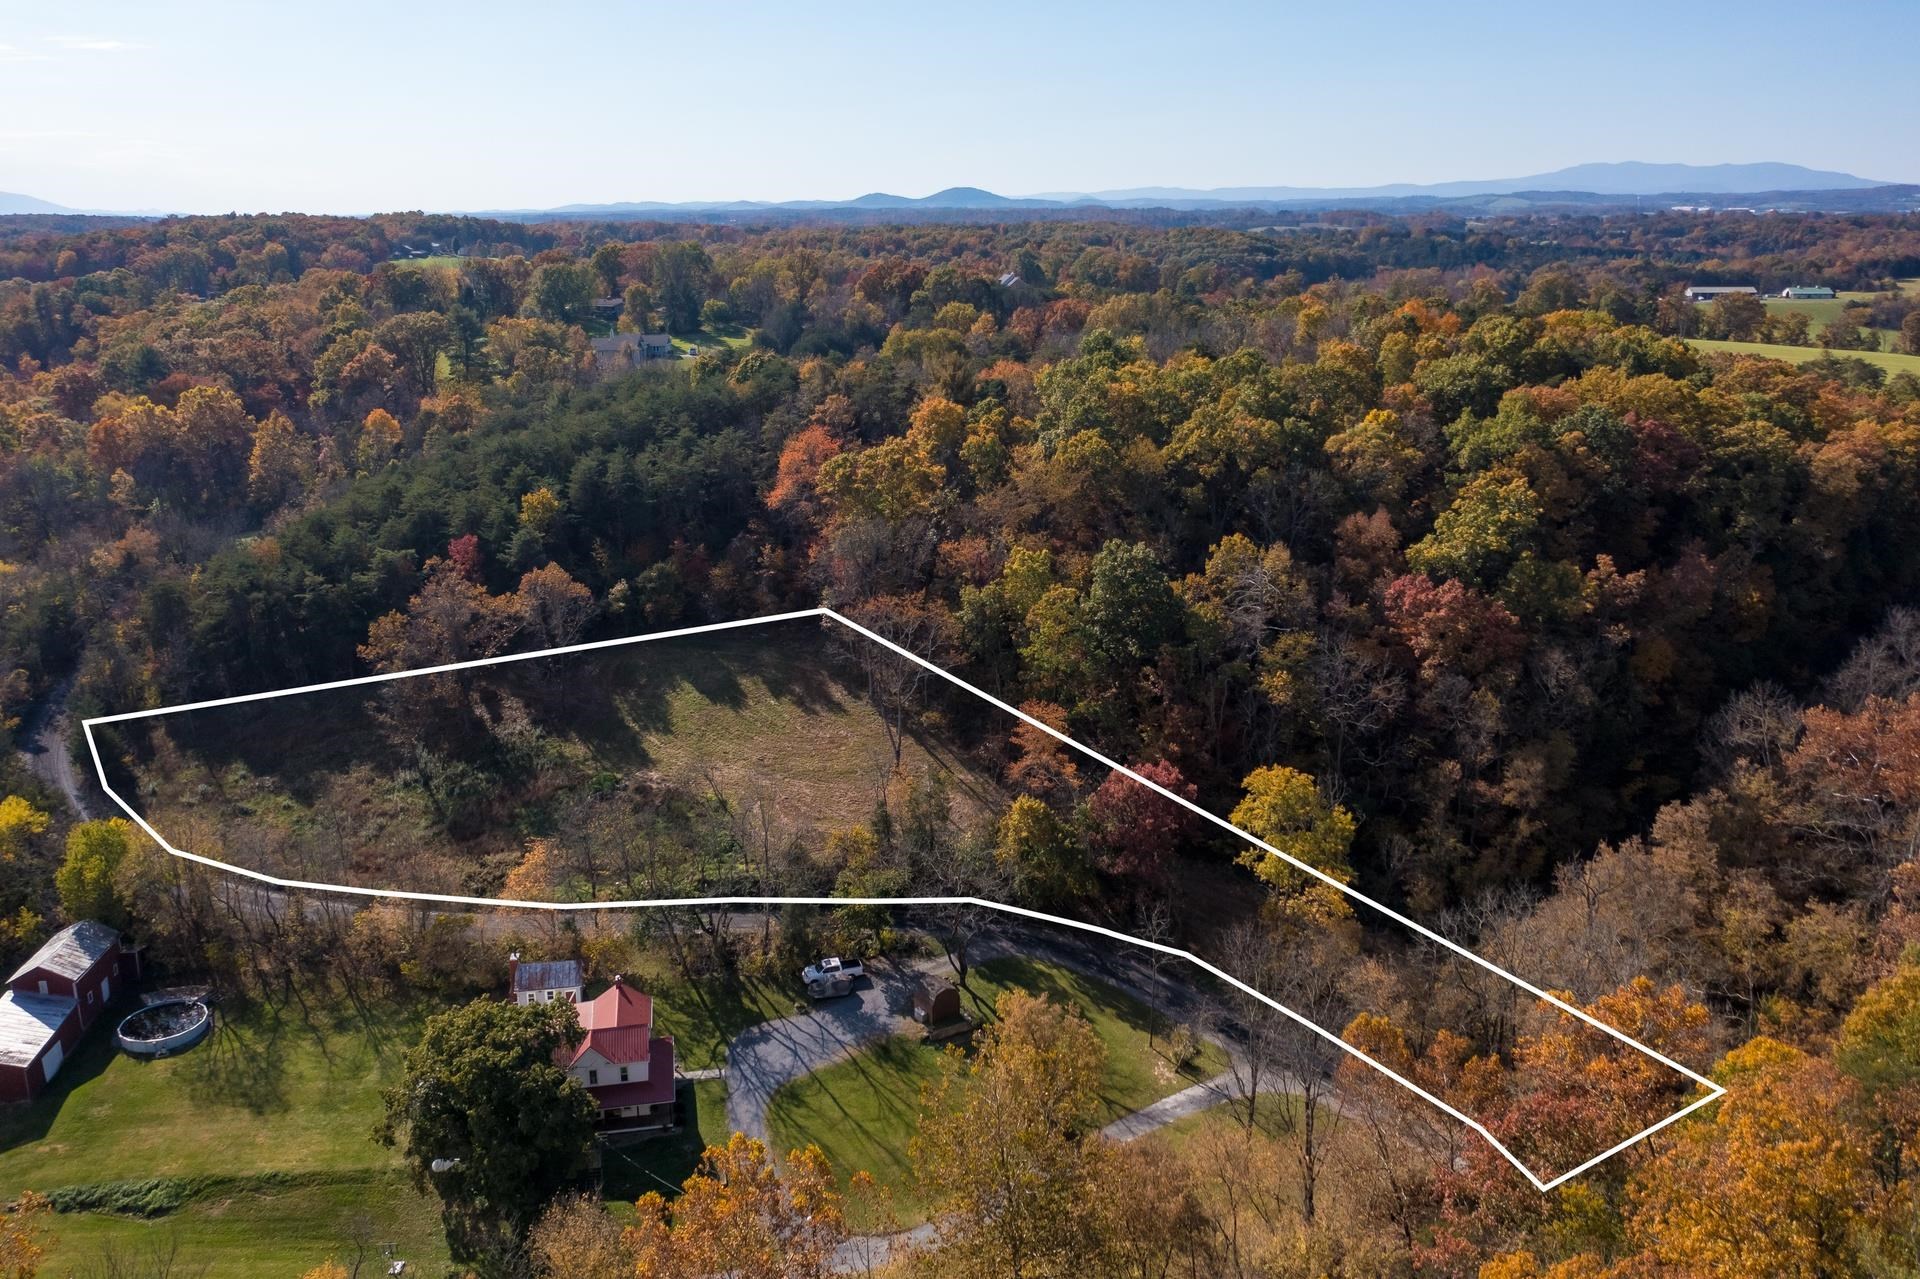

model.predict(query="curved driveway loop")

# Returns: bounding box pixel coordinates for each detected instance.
[725,965,923,1142]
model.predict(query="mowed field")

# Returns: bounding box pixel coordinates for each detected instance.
[0,998,452,1277]
[119,617,1004,899]
[1687,337,1920,376]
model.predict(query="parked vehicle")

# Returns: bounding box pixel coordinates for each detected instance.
[805,974,856,1001]
[801,956,864,985]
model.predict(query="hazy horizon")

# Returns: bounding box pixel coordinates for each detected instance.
[4,0,1917,215]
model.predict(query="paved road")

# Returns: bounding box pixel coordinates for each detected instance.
[1101,1068,1244,1141]
[15,677,93,819]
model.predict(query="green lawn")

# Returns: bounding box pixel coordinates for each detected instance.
[0,995,453,1277]
[632,960,793,1071]
[670,325,753,354]
[0,998,423,1191]
[32,1171,450,1279]
[1687,337,1920,376]
[599,1077,732,1212]
[765,957,1227,1228]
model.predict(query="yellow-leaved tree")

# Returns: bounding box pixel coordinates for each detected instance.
[625,1133,852,1279]
[911,989,1107,1277]
[1229,765,1357,920]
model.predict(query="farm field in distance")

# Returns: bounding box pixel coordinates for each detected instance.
[1686,336,1920,376]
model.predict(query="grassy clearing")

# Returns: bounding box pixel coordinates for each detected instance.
[671,325,753,353]
[127,622,1003,899]
[568,629,1003,834]
[0,995,452,1276]
[1698,291,1902,351]
[33,1171,450,1279]
[765,957,1227,1228]
[1687,338,1920,376]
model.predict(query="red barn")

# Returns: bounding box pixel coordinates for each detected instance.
[0,922,134,1103]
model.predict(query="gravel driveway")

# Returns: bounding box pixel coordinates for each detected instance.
[725,963,925,1142]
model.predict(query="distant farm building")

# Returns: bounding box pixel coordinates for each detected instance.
[509,954,583,1006]
[589,332,674,377]
[554,975,677,1135]
[1781,285,1837,299]
[0,922,139,1102]
[1684,285,1759,302]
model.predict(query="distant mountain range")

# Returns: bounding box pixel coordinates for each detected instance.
[475,162,1908,220]
[1030,162,1892,204]
[4,163,1912,222]
[0,191,82,215]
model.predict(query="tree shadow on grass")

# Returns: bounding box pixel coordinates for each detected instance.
[151,688,405,812]
[967,957,1158,1038]
[177,1002,294,1117]
[765,1036,929,1194]
[597,1081,710,1201]
[648,967,790,1070]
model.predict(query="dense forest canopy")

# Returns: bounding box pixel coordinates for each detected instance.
[6,207,1920,1276]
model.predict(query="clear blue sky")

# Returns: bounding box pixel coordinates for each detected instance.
[3,0,1916,213]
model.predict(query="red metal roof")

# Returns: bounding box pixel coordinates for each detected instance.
[563,977,655,1067]
[578,978,652,1032]
[578,1026,652,1066]
[584,1037,677,1109]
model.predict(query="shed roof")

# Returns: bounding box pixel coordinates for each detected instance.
[512,960,582,994]
[0,990,74,1067]
[9,921,119,986]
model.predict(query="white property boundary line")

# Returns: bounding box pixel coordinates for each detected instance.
[81,606,1722,1190]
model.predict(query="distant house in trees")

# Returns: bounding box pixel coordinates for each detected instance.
[1781,285,1837,299]
[589,332,674,377]
[509,953,583,1006]
[0,922,139,1102]
[553,975,677,1135]
[1684,285,1759,302]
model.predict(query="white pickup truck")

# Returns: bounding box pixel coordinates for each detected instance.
[801,956,864,986]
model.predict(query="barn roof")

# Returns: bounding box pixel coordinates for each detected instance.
[0,990,73,1067]
[8,921,119,985]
